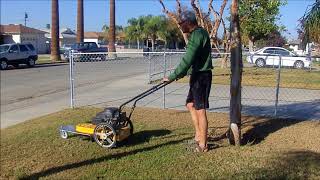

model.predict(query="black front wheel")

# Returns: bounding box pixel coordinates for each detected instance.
[27,58,35,67]
[294,61,304,69]
[255,58,266,67]
[93,123,117,148]
[0,60,8,70]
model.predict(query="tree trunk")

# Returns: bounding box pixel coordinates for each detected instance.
[175,41,179,50]
[76,0,84,43]
[249,38,254,52]
[229,0,243,146]
[51,0,61,62]
[146,39,149,48]
[151,36,155,51]
[137,39,140,49]
[108,0,116,58]
[221,55,228,68]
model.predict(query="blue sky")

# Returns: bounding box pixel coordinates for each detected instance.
[0,0,315,40]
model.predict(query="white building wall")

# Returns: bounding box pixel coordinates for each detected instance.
[12,35,21,43]
[84,38,98,44]
[61,38,76,47]
[20,33,47,54]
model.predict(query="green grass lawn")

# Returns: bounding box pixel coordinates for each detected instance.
[1,107,320,179]
[37,54,66,64]
[178,66,320,90]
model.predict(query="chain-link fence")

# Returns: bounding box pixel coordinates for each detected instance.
[69,51,320,120]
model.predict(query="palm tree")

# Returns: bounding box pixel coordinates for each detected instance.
[108,0,116,57]
[229,0,243,146]
[51,0,60,62]
[300,0,320,47]
[144,16,166,51]
[125,17,146,49]
[76,0,84,43]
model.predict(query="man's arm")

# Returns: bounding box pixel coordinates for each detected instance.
[168,32,201,81]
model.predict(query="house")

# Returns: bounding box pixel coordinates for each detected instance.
[287,39,315,56]
[84,32,103,45]
[288,40,301,52]
[0,24,47,53]
[43,27,77,49]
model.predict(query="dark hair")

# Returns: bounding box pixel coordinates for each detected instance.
[180,10,198,25]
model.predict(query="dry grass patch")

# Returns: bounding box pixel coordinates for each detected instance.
[1,107,320,179]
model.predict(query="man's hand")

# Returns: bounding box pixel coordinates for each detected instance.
[163,77,169,82]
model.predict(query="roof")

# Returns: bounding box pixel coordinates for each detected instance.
[0,24,46,34]
[84,32,100,38]
[288,40,301,45]
[43,28,77,39]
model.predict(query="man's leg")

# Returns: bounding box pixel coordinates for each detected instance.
[186,102,200,142]
[196,109,208,148]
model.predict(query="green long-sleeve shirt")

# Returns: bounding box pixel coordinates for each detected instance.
[168,27,213,81]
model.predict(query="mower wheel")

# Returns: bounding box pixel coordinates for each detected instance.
[60,130,68,139]
[93,123,117,148]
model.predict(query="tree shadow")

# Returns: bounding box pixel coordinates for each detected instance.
[24,130,187,179]
[207,100,320,146]
[231,150,320,179]
[119,129,172,147]
[241,117,303,145]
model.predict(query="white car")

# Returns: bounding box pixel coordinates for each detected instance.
[246,47,311,69]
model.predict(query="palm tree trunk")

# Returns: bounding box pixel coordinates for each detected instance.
[76,0,84,43]
[108,0,116,57]
[151,35,156,51]
[51,0,61,62]
[137,39,140,49]
[248,38,254,52]
[229,0,243,146]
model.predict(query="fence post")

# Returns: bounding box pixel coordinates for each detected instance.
[274,55,282,117]
[148,53,152,84]
[69,50,75,108]
[163,51,167,109]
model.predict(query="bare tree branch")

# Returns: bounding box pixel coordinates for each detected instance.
[191,0,204,27]
[209,0,228,41]
[158,0,189,43]
[176,0,182,19]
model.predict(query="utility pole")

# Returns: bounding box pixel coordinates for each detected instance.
[24,12,28,27]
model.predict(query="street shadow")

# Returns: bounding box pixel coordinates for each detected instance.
[3,63,68,70]
[24,135,189,179]
[242,99,320,121]
[231,150,320,179]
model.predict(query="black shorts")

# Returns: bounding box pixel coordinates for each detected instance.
[186,70,212,110]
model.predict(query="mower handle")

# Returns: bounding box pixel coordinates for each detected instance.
[119,80,173,112]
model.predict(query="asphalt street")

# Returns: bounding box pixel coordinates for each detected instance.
[1,59,319,128]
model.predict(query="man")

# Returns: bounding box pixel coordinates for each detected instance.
[163,10,213,152]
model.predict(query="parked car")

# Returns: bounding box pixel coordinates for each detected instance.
[0,43,38,70]
[60,44,73,54]
[246,47,311,69]
[212,48,225,58]
[64,42,108,61]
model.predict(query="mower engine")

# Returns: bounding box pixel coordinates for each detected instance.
[91,107,127,130]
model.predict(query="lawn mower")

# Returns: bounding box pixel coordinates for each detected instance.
[59,81,171,148]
